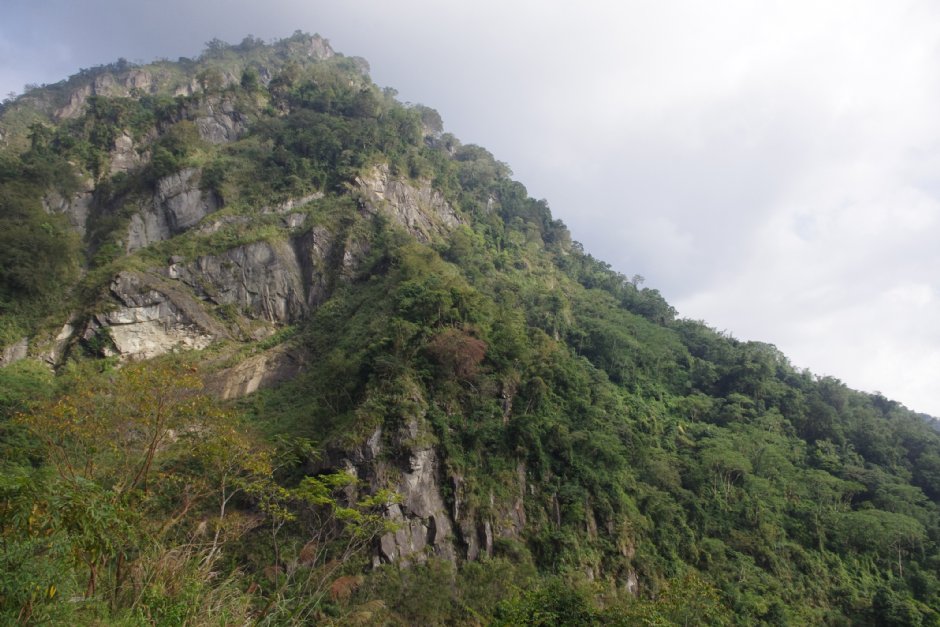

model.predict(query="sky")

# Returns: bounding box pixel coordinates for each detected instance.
[2,0,940,417]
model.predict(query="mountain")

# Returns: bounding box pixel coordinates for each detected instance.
[1,33,939,625]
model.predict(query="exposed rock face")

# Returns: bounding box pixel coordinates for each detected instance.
[156,168,218,232]
[196,97,247,144]
[377,443,457,566]
[356,164,460,242]
[261,192,324,214]
[190,193,323,238]
[313,393,533,569]
[88,222,348,360]
[57,69,157,119]
[43,178,95,235]
[624,570,639,596]
[172,79,202,98]
[324,416,457,567]
[49,34,337,122]
[307,37,335,60]
[0,338,28,367]
[206,345,304,400]
[43,322,77,366]
[86,272,225,360]
[57,85,94,120]
[292,227,337,309]
[174,240,309,324]
[194,214,250,236]
[282,34,335,61]
[110,132,144,174]
[455,463,527,561]
[127,168,219,251]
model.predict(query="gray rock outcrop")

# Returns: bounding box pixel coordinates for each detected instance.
[314,394,532,568]
[43,178,95,235]
[174,239,308,324]
[109,132,144,174]
[85,272,225,360]
[206,345,304,400]
[261,192,324,214]
[57,69,157,119]
[292,227,337,309]
[307,36,335,60]
[42,321,78,366]
[331,417,457,566]
[455,463,527,561]
[127,168,219,251]
[356,164,460,242]
[196,97,247,144]
[0,338,28,367]
[377,443,457,565]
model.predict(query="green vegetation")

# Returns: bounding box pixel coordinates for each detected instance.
[2,358,393,624]
[0,133,81,344]
[1,32,939,625]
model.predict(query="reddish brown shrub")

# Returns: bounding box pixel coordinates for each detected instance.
[425,327,487,379]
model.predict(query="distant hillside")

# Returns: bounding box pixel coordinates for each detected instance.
[1,33,938,625]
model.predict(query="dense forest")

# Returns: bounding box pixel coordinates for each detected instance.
[1,32,939,625]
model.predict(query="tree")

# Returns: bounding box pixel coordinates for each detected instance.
[13,360,269,604]
[493,577,598,626]
[252,470,398,623]
[425,327,487,380]
[616,572,733,626]
[241,67,261,92]
[836,510,926,576]
[20,361,218,493]
[202,38,230,58]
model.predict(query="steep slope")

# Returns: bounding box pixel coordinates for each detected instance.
[1,33,939,625]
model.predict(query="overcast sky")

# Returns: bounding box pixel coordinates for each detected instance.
[3,0,940,416]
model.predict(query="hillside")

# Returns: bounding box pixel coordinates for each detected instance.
[1,33,939,625]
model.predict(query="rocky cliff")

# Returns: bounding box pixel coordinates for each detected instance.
[5,166,501,570]
[0,34,565,578]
